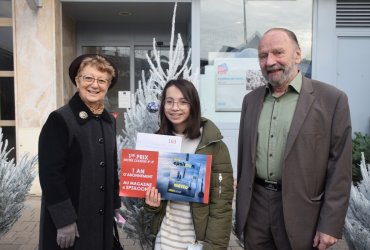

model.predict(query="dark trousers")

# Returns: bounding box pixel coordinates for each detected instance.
[243,184,292,250]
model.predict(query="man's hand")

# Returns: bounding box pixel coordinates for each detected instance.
[313,231,338,249]
[56,222,80,248]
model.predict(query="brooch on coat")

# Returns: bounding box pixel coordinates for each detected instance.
[79,111,88,119]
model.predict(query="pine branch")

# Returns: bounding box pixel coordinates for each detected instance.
[0,128,37,237]
[120,198,154,250]
[344,153,370,249]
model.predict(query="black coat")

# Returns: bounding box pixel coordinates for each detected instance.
[38,93,121,250]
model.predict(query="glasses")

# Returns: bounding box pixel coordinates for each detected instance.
[79,75,109,85]
[164,99,190,109]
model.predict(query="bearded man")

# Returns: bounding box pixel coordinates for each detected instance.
[235,28,352,250]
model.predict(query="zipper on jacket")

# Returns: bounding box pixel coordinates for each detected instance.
[218,173,223,198]
[196,138,222,151]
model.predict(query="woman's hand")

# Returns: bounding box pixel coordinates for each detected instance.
[56,222,79,249]
[114,209,126,227]
[145,186,161,207]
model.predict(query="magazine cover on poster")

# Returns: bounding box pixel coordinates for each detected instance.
[157,152,212,204]
[120,149,212,204]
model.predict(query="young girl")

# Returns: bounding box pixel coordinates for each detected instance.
[145,79,234,250]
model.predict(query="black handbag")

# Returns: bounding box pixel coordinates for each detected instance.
[113,220,124,250]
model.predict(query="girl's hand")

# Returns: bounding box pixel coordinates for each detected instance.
[145,186,161,207]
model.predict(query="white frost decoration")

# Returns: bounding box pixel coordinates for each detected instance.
[344,152,370,249]
[0,128,37,237]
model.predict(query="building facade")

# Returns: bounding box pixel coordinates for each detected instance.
[0,0,369,194]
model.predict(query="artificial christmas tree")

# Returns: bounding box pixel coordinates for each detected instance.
[344,152,370,249]
[0,128,37,237]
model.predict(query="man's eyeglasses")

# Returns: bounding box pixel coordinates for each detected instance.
[79,75,109,85]
[164,98,190,109]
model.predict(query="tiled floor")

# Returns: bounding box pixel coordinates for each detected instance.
[0,195,349,250]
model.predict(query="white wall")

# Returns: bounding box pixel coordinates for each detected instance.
[336,36,370,134]
[199,65,241,177]
[214,122,239,178]
[314,0,370,135]
[312,0,337,85]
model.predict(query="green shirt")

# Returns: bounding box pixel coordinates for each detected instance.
[255,72,302,181]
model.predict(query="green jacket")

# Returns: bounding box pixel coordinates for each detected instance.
[145,118,234,250]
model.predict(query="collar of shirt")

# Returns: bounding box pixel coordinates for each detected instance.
[265,71,302,96]
[69,92,113,125]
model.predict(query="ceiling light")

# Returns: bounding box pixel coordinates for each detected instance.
[118,11,132,16]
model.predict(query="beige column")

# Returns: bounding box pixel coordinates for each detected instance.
[13,0,63,195]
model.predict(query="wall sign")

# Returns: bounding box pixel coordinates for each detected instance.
[215,58,266,111]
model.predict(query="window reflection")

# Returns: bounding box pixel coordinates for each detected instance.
[0,27,14,71]
[134,45,190,90]
[200,0,312,77]
[0,0,12,18]
[135,46,171,91]
[0,77,15,120]
[1,127,16,160]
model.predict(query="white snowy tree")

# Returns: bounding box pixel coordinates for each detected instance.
[117,3,198,249]
[0,128,37,237]
[344,152,370,249]
[118,2,197,151]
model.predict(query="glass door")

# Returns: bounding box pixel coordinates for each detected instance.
[134,45,172,90]
[82,46,130,134]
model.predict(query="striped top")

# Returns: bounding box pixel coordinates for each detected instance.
[154,134,201,250]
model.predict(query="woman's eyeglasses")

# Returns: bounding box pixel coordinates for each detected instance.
[79,75,109,85]
[164,99,190,109]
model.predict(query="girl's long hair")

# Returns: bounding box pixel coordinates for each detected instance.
[157,79,201,139]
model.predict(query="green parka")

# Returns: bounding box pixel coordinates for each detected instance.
[145,118,234,250]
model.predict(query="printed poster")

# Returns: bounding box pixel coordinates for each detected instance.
[215,57,266,111]
[118,91,131,109]
[119,149,158,198]
[120,149,212,204]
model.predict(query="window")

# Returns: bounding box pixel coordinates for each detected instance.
[0,0,16,160]
[199,0,313,112]
[200,0,313,77]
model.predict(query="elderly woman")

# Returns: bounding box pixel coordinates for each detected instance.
[38,54,121,250]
